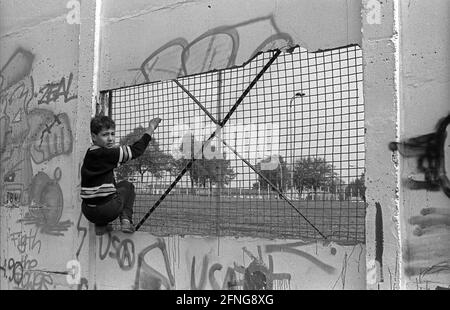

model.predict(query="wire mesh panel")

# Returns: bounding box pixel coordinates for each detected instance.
[102,45,365,243]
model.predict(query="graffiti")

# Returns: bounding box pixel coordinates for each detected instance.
[94,237,365,290]
[98,234,175,289]
[0,255,53,290]
[390,115,450,287]
[404,206,450,282]
[29,110,73,164]
[209,263,240,290]
[418,261,450,284]
[112,238,135,271]
[389,114,450,198]
[265,243,336,274]
[190,256,209,290]
[132,15,293,83]
[17,169,73,236]
[242,246,291,290]
[0,48,34,91]
[375,202,384,283]
[410,207,450,236]
[37,72,77,105]
[75,212,87,259]
[9,228,42,255]
[190,256,243,290]
[190,246,290,290]
[0,48,75,236]
[98,232,135,271]
[405,260,450,290]
[133,238,175,290]
[404,207,450,288]
[4,190,21,208]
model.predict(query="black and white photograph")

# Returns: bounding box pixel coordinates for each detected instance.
[0,0,449,297]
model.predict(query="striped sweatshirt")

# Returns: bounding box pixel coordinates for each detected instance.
[80,133,151,205]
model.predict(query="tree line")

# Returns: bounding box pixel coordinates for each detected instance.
[116,128,365,200]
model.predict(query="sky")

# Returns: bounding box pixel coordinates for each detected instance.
[112,45,365,189]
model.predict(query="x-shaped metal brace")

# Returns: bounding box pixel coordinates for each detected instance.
[135,50,327,240]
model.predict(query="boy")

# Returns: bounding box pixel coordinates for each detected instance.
[80,115,161,235]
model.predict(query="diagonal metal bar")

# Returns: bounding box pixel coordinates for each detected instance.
[216,136,328,239]
[135,50,282,231]
[175,75,327,239]
[174,80,219,125]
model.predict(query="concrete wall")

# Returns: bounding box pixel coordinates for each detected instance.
[94,0,366,290]
[362,0,400,290]
[397,0,450,290]
[1,0,448,290]
[94,234,364,290]
[0,0,83,289]
[363,0,450,290]
[99,0,362,89]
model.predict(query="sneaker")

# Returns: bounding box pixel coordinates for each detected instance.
[121,219,135,234]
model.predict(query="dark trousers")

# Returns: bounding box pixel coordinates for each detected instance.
[82,180,135,226]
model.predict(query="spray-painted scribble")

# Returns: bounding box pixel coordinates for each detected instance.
[191,256,244,290]
[190,246,291,290]
[0,48,75,236]
[75,211,87,259]
[389,114,450,198]
[9,228,42,255]
[17,169,73,236]
[133,238,175,290]
[0,48,34,91]
[0,255,54,290]
[98,232,135,271]
[405,206,450,285]
[390,115,450,288]
[265,243,336,274]
[242,246,291,290]
[98,234,175,289]
[37,72,77,105]
[191,255,210,290]
[410,207,450,236]
[132,15,293,83]
[28,110,73,164]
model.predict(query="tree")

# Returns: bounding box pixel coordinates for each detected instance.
[115,126,174,183]
[171,135,235,190]
[293,157,338,197]
[193,157,235,189]
[254,155,289,193]
[345,172,366,201]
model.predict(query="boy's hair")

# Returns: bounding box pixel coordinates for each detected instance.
[90,115,116,134]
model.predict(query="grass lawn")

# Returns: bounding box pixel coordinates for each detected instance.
[127,193,366,243]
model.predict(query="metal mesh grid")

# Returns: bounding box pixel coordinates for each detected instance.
[101,45,366,243]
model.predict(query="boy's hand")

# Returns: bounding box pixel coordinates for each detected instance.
[145,117,162,136]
